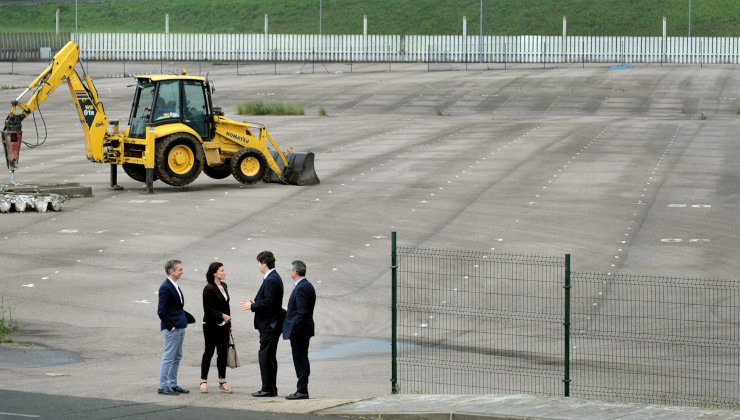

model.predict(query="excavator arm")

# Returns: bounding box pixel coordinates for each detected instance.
[8,42,81,119]
[2,41,113,177]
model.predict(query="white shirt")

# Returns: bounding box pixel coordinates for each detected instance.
[168,277,183,304]
[263,268,276,280]
[216,283,227,300]
[293,277,306,288]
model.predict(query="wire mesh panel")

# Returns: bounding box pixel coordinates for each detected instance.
[571,272,740,407]
[396,247,565,395]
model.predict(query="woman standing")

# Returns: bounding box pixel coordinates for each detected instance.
[200,262,233,393]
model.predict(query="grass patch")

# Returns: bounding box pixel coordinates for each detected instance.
[0,297,19,343]
[236,100,304,116]
[699,112,708,120]
[736,105,740,114]
[1,85,19,90]
[318,107,327,116]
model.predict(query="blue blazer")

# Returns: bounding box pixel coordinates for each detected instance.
[251,269,285,333]
[158,279,188,331]
[282,278,316,340]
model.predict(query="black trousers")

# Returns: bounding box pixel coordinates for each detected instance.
[290,332,311,394]
[201,323,229,380]
[258,329,281,393]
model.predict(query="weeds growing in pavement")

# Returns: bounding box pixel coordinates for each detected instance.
[237,100,304,116]
[0,297,19,343]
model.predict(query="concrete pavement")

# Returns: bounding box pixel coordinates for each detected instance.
[322,394,740,419]
[1,61,738,418]
[2,389,739,419]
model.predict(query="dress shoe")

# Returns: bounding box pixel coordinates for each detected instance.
[157,387,179,395]
[172,386,189,394]
[285,392,309,400]
[251,390,277,397]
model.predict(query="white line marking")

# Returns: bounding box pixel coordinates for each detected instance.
[0,412,41,418]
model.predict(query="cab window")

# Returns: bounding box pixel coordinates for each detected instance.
[153,80,180,121]
[183,80,209,140]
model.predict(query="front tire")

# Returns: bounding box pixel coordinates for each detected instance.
[230,148,267,184]
[155,133,204,186]
[203,160,232,179]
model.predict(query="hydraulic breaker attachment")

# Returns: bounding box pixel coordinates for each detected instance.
[264,150,320,186]
[1,130,21,168]
[3,114,25,184]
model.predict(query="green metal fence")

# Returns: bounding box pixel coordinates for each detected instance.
[392,239,567,396]
[571,272,739,407]
[391,234,740,408]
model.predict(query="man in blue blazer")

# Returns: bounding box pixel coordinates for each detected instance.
[240,250,284,397]
[157,259,190,395]
[282,260,316,400]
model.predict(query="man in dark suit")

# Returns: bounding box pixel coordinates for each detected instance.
[240,251,284,397]
[157,259,190,396]
[282,260,316,400]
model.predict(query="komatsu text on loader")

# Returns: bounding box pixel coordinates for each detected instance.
[1,41,318,211]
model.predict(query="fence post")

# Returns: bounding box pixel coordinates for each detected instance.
[427,44,430,72]
[391,231,399,394]
[563,253,571,397]
[543,37,546,69]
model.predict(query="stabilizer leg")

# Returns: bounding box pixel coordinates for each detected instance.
[143,168,154,194]
[110,164,123,190]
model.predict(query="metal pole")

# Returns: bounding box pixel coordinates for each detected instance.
[391,231,398,394]
[479,0,485,62]
[563,253,571,397]
[688,0,692,38]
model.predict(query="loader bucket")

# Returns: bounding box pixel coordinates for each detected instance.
[265,151,320,186]
[1,129,22,171]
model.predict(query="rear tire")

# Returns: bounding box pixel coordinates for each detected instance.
[122,163,158,183]
[155,133,204,186]
[203,160,232,179]
[230,148,267,184]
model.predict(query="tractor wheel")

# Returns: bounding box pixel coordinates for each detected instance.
[203,160,232,179]
[154,133,204,186]
[230,148,267,184]
[122,163,158,183]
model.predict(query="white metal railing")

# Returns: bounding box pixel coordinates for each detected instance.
[3,33,739,64]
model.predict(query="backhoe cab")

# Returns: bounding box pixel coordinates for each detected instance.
[2,41,318,201]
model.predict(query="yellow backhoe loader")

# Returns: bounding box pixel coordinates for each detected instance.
[1,41,318,211]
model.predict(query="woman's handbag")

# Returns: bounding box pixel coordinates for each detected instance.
[227,333,240,369]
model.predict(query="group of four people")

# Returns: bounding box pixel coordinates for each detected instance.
[156,250,316,400]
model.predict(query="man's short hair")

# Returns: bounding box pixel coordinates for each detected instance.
[257,251,276,269]
[165,259,182,275]
[291,260,307,276]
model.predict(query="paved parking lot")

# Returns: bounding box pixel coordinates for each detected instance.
[1,61,738,415]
